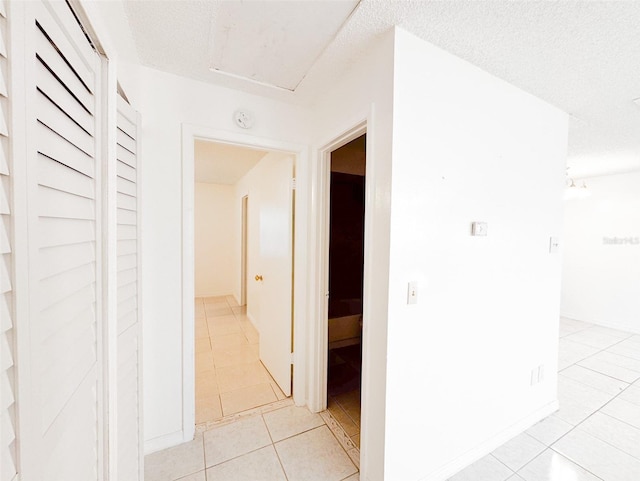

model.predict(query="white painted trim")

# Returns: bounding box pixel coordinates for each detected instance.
[11,3,40,478]
[196,291,236,298]
[135,106,145,481]
[309,120,367,414]
[96,79,106,480]
[418,401,559,481]
[560,315,640,336]
[96,50,117,481]
[181,124,310,437]
[144,430,187,455]
[246,312,258,331]
[181,129,196,444]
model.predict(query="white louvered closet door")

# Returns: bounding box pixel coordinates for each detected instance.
[28,1,102,479]
[116,94,142,481]
[0,2,17,481]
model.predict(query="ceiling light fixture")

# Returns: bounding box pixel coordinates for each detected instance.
[564,168,590,200]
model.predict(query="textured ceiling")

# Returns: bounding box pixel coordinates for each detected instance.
[194,140,267,184]
[124,1,640,177]
[209,1,358,90]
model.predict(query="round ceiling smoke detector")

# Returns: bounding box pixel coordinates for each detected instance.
[233,109,254,129]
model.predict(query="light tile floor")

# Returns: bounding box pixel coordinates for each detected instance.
[145,404,360,481]
[449,317,640,481]
[327,343,363,449]
[150,316,639,481]
[194,296,286,424]
[328,389,361,448]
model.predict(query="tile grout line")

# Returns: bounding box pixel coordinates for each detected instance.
[516,445,604,481]
[199,429,206,481]
[320,410,360,468]
[260,414,291,481]
[327,400,359,438]
[545,345,640,477]
[561,331,637,376]
[563,329,633,353]
[333,394,361,430]
[558,366,631,394]
[200,412,352,480]
[486,453,516,478]
[596,344,640,364]
[588,409,640,449]
[560,332,640,390]
[513,323,634,480]
[211,302,224,420]
[209,303,222,418]
[568,363,639,385]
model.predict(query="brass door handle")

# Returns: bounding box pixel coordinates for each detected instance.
[255,275,263,281]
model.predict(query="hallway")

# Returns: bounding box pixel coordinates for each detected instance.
[195,296,287,424]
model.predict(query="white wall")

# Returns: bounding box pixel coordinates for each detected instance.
[310,30,396,481]
[136,66,311,451]
[78,6,571,478]
[561,171,640,334]
[384,28,568,481]
[194,183,235,297]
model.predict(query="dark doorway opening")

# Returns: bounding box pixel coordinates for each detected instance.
[327,134,366,445]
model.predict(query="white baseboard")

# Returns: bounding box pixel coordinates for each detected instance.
[590,319,640,335]
[195,291,234,299]
[419,400,559,481]
[561,314,640,335]
[247,312,258,331]
[144,429,191,455]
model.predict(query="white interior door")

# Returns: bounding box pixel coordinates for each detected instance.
[24,2,102,479]
[256,154,293,396]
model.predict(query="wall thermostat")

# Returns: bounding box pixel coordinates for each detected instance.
[471,222,488,236]
[233,109,254,129]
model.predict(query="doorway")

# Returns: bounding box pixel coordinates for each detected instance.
[192,139,295,425]
[326,134,366,448]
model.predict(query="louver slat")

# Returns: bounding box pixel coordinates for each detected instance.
[36,59,94,135]
[33,3,94,93]
[117,128,136,154]
[117,160,136,183]
[35,26,93,114]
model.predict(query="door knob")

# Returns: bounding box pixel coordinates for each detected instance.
[255,275,263,281]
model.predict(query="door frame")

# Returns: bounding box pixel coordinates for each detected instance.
[181,123,309,441]
[240,195,248,306]
[309,121,367,412]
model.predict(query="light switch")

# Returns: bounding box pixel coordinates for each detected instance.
[407,281,418,305]
[549,236,560,254]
